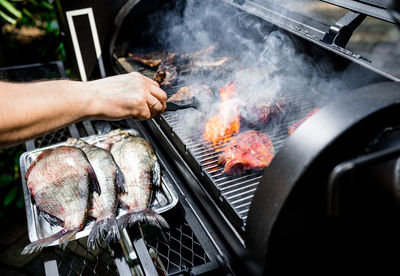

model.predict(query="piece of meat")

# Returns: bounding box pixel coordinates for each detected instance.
[218,130,275,175]
[288,108,320,135]
[167,85,212,102]
[128,52,176,68]
[190,57,229,69]
[242,96,287,127]
[153,62,178,87]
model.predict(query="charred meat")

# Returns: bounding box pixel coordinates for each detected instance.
[104,129,168,230]
[288,108,320,134]
[22,146,99,254]
[218,130,275,175]
[167,85,212,103]
[153,62,178,87]
[242,96,286,127]
[128,52,176,68]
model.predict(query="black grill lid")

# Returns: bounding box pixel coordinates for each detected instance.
[321,0,394,22]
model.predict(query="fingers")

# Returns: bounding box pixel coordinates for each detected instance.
[150,85,167,111]
[132,72,159,87]
[146,94,164,117]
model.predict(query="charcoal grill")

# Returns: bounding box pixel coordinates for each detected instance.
[50,0,400,275]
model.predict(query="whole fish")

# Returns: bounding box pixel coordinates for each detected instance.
[66,138,125,249]
[22,146,99,255]
[104,129,168,229]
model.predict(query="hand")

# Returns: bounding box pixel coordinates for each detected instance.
[87,72,167,121]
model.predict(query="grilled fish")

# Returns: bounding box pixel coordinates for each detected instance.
[66,138,125,249]
[22,146,99,254]
[104,129,168,230]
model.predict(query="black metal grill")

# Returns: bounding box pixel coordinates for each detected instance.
[144,221,209,274]
[117,56,316,232]
[54,239,118,276]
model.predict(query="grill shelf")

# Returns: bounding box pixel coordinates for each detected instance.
[117,56,317,232]
[25,119,216,275]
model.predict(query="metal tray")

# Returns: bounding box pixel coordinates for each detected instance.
[19,129,179,246]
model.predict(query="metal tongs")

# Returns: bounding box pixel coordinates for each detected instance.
[165,97,202,112]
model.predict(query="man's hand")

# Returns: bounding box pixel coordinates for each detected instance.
[87,72,167,121]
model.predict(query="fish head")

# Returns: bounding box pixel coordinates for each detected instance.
[103,129,135,151]
[65,138,88,148]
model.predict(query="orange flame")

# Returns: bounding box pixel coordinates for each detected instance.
[219,81,236,100]
[204,82,241,146]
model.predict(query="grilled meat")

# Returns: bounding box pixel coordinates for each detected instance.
[153,62,178,87]
[190,57,229,69]
[167,85,212,103]
[218,130,275,175]
[128,52,176,68]
[22,146,99,254]
[104,129,168,230]
[288,108,320,135]
[242,96,286,127]
[66,138,125,249]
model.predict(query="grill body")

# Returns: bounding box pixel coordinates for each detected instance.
[55,0,400,275]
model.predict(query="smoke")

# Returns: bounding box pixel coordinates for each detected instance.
[143,0,371,140]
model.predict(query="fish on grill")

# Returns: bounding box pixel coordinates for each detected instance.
[22,146,99,254]
[66,138,125,249]
[128,52,176,68]
[153,62,178,87]
[167,85,212,103]
[218,130,275,175]
[288,107,320,135]
[104,129,168,230]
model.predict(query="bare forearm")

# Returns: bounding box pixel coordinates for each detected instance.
[0,80,92,148]
[0,72,166,148]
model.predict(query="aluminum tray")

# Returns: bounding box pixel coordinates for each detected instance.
[19,129,179,246]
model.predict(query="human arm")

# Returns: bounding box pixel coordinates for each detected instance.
[0,72,166,148]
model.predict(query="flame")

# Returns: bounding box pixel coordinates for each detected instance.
[204,82,241,146]
[219,81,236,101]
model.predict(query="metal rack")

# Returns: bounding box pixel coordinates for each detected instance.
[25,119,221,276]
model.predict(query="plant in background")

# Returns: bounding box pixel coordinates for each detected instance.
[0,0,65,63]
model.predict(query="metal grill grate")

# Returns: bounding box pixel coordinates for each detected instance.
[54,239,118,276]
[34,127,72,148]
[144,222,209,274]
[117,56,316,231]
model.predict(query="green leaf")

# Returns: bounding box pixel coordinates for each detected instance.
[0,174,14,188]
[0,0,22,19]
[16,193,24,208]
[4,186,17,207]
[40,0,53,10]
[0,10,16,24]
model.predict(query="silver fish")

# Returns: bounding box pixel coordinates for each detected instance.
[104,129,168,229]
[66,138,125,249]
[22,146,99,254]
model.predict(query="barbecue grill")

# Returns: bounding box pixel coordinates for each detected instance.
[36,0,400,274]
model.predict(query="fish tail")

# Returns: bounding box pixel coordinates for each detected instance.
[87,216,120,250]
[118,208,169,230]
[21,228,79,255]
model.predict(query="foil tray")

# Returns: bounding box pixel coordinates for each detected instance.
[19,129,179,246]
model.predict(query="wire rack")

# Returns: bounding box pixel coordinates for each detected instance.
[25,119,215,276]
[143,220,210,275]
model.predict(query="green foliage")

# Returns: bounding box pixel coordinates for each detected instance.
[0,145,25,218]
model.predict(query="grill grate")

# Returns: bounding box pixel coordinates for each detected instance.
[117,56,316,232]
[141,217,210,275]
[34,127,72,148]
[54,239,118,276]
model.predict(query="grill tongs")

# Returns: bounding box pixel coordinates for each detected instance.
[165,97,202,112]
